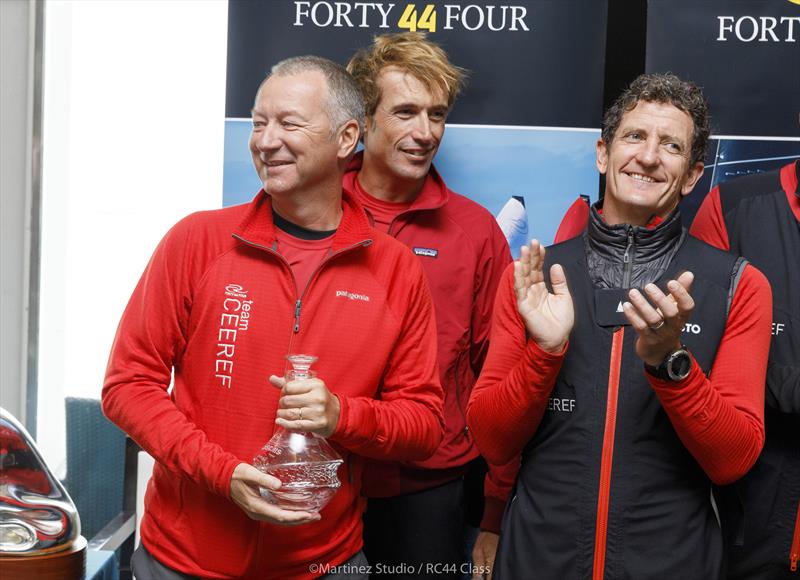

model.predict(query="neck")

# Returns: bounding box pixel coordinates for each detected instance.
[601,199,675,227]
[357,157,424,203]
[270,186,343,231]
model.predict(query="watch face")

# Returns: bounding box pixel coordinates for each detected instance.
[667,350,692,381]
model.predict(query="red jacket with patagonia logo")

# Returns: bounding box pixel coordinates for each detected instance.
[102,190,444,579]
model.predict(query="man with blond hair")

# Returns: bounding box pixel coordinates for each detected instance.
[346,33,512,578]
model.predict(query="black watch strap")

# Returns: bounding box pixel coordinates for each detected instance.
[645,346,692,382]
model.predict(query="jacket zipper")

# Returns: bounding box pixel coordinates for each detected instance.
[232,234,371,336]
[791,499,800,572]
[592,327,625,580]
[622,227,635,288]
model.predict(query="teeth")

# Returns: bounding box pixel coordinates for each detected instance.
[629,173,654,183]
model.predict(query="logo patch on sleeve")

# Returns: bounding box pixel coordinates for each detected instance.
[413,247,438,258]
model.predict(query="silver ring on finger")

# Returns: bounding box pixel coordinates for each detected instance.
[298,408,303,421]
[649,319,666,331]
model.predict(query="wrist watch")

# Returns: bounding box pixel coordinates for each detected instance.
[645,346,692,382]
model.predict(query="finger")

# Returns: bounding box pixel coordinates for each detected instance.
[279,393,317,409]
[513,261,529,304]
[622,301,651,333]
[627,288,663,327]
[675,270,695,293]
[236,463,282,491]
[667,277,695,314]
[643,283,679,319]
[254,503,321,525]
[281,378,318,395]
[528,240,543,279]
[549,264,569,295]
[269,375,286,390]
[275,417,317,432]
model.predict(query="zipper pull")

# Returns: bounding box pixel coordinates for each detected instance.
[791,552,797,572]
[293,299,302,333]
[623,227,634,264]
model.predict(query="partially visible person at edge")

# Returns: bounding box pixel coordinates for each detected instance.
[102,56,445,580]
[691,158,800,579]
[345,32,513,579]
[467,73,772,579]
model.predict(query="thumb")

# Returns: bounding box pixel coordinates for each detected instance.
[234,463,282,490]
[549,264,570,295]
[269,375,286,390]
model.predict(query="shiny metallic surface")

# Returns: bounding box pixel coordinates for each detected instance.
[0,407,80,555]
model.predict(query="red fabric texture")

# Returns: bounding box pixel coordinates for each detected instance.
[468,259,770,484]
[102,190,444,579]
[273,227,332,295]
[344,153,514,530]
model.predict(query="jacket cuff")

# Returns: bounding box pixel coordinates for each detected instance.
[480,496,506,534]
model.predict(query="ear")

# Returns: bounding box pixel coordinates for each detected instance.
[596,139,609,175]
[336,119,361,160]
[680,161,704,196]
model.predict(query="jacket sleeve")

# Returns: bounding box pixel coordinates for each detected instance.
[469,219,513,374]
[330,254,445,461]
[467,265,567,466]
[480,456,519,533]
[689,186,730,251]
[648,264,771,485]
[469,220,514,532]
[102,218,241,498]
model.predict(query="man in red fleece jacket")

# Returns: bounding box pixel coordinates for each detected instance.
[468,73,772,579]
[345,33,513,579]
[103,56,444,579]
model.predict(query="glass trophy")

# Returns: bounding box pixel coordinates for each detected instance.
[253,354,343,513]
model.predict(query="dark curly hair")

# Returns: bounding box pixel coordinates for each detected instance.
[601,73,710,167]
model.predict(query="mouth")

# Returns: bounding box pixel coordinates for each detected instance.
[265,159,293,167]
[399,148,434,160]
[625,171,658,183]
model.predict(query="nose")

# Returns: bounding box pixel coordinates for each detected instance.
[637,137,660,166]
[252,122,281,152]
[411,113,434,144]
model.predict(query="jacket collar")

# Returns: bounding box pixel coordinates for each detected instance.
[232,188,373,252]
[343,151,450,212]
[586,200,684,263]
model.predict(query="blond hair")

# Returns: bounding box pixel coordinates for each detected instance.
[347,32,467,117]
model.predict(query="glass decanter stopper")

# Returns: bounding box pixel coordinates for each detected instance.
[253,354,343,513]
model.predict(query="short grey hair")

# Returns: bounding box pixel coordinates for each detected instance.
[267,55,365,137]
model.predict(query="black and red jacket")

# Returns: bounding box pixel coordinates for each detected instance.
[691,159,800,578]
[469,206,771,579]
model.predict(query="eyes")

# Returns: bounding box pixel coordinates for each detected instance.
[622,131,684,154]
[251,119,300,130]
[394,107,448,122]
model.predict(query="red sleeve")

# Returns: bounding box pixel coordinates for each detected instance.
[102,218,241,498]
[466,264,567,466]
[480,456,518,533]
[689,186,730,251]
[554,197,590,244]
[648,264,771,484]
[332,253,445,461]
[470,217,513,374]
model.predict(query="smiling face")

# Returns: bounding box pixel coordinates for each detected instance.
[360,67,448,198]
[597,100,704,226]
[249,70,347,199]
